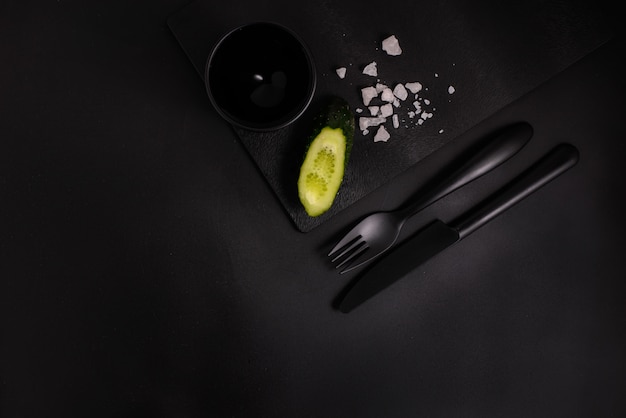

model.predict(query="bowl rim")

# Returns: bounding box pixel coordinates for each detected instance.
[204,21,317,132]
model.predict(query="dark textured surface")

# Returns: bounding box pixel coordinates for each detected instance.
[169,0,615,232]
[1,0,625,417]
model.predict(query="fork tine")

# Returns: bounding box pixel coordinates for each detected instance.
[328,231,361,258]
[334,243,369,272]
[329,235,365,262]
[336,246,376,274]
[328,233,361,258]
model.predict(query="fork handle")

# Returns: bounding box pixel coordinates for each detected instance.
[399,121,533,219]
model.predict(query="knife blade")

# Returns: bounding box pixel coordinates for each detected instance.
[339,143,580,313]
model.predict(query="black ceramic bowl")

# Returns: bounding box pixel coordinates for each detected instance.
[205,22,317,132]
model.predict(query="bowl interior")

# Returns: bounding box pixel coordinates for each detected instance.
[206,23,316,131]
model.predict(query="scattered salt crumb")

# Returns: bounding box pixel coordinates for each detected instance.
[374,125,391,142]
[393,83,408,101]
[336,67,346,79]
[405,82,422,94]
[380,88,395,102]
[356,108,363,113]
[351,40,456,142]
[361,86,378,106]
[381,35,402,56]
[362,61,378,77]
[380,103,394,118]
[359,116,387,131]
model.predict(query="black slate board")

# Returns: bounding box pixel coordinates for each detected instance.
[167,0,615,232]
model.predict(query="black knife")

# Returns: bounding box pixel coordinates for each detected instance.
[339,143,580,313]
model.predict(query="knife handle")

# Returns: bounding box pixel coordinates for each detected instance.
[398,122,532,219]
[453,143,579,239]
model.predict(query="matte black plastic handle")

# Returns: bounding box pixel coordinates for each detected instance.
[453,143,580,239]
[398,122,533,219]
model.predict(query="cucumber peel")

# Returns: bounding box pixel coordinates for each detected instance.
[298,97,354,217]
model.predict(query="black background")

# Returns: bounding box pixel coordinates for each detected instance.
[1,1,625,417]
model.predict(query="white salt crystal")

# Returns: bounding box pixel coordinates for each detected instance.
[362,61,378,77]
[381,35,402,56]
[379,103,394,118]
[393,99,400,108]
[375,83,388,93]
[392,114,399,128]
[361,86,378,106]
[380,88,395,102]
[336,67,347,79]
[413,101,422,112]
[448,85,456,94]
[439,129,445,133]
[368,106,380,116]
[408,111,415,118]
[405,82,422,93]
[374,125,391,142]
[359,116,387,131]
[393,83,408,100]
[424,99,430,105]
[356,108,363,113]
[421,111,433,119]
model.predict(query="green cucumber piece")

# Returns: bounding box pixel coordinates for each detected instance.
[298,97,355,217]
